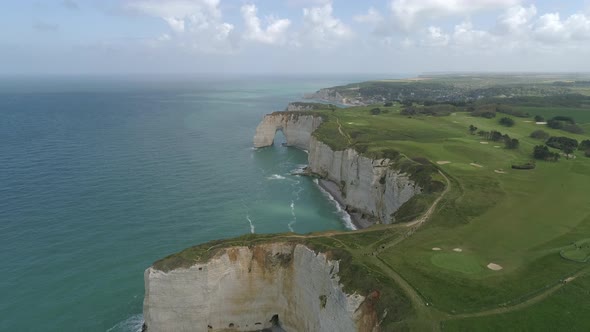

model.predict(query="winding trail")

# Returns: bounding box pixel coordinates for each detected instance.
[335,117,352,145]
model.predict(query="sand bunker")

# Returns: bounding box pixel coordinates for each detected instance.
[470,163,483,168]
[437,161,451,165]
[432,247,442,251]
[452,121,459,123]
[494,170,507,174]
[487,263,503,271]
[536,121,547,125]
[523,120,532,123]
[453,248,463,252]
[480,141,489,144]
[494,145,501,148]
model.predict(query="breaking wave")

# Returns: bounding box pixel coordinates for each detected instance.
[314,179,357,230]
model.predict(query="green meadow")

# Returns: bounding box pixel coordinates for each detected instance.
[310,102,590,329]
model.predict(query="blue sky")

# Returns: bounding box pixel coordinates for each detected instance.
[2,0,590,75]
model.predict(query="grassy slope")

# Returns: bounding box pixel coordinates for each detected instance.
[310,104,590,328]
[443,273,590,331]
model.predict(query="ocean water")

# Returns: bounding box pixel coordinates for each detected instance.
[0,75,378,331]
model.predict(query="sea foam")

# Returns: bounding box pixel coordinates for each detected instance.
[314,179,357,230]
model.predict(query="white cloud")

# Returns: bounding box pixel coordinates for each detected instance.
[390,0,522,30]
[125,0,235,53]
[354,7,383,24]
[534,13,565,42]
[566,13,590,40]
[241,4,291,45]
[534,12,590,43]
[423,26,449,47]
[452,21,495,48]
[301,2,352,47]
[497,5,537,34]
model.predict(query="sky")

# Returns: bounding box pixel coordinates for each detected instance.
[2,0,590,75]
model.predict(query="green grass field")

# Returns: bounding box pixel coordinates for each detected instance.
[309,102,590,328]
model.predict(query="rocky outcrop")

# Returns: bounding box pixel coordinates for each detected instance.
[143,243,377,332]
[253,113,323,149]
[308,137,420,224]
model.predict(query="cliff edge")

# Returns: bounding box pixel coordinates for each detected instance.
[143,242,379,332]
[253,111,421,225]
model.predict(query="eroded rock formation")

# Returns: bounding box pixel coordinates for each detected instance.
[253,112,420,224]
[253,113,323,149]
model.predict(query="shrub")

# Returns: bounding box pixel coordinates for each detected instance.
[534,115,545,122]
[370,108,381,115]
[563,124,584,134]
[512,162,536,170]
[499,117,515,127]
[530,130,550,140]
[585,150,590,158]
[547,119,564,129]
[579,140,590,151]
[553,116,575,124]
[533,145,560,161]
[384,102,393,107]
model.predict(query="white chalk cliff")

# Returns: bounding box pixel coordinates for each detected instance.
[143,243,378,332]
[308,137,420,224]
[253,112,420,224]
[253,113,323,149]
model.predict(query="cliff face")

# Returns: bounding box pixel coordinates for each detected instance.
[308,138,419,224]
[253,113,323,149]
[253,112,420,224]
[143,243,376,332]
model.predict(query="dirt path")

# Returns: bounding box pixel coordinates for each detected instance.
[447,267,589,320]
[405,171,450,228]
[335,117,352,145]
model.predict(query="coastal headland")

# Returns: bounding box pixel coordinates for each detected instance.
[143,74,590,331]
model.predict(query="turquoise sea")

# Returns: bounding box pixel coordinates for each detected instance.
[0,75,388,331]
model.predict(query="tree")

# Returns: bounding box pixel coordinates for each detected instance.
[469,124,478,135]
[490,130,503,142]
[384,102,393,107]
[579,140,590,151]
[499,117,515,127]
[546,136,579,151]
[478,130,490,139]
[534,115,545,122]
[505,138,520,149]
[370,108,381,115]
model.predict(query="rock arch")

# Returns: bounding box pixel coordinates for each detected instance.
[253,113,323,150]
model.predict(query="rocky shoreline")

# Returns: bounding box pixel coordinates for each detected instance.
[316,178,373,229]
